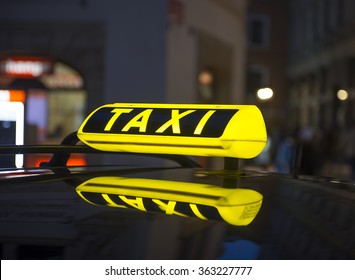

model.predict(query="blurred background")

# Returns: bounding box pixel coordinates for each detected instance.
[0,0,354,179]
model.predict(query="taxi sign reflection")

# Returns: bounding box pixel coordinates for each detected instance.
[77,103,267,159]
[76,176,263,226]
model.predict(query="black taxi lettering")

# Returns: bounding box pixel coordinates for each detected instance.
[82,107,239,137]
[104,108,133,131]
[155,109,195,134]
[104,108,154,133]
[151,199,187,216]
[104,108,215,135]
[81,192,217,221]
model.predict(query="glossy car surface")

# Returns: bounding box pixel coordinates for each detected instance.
[1,154,354,260]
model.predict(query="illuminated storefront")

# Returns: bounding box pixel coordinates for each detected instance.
[0,56,87,167]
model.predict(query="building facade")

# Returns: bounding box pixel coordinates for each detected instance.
[0,0,248,166]
[286,0,355,177]
[288,0,355,134]
[246,0,289,134]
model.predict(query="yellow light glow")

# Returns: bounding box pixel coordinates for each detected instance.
[198,70,214,85]
[257,88,273,100]
[77,103,267,159]
[337,89,348,101]
[76,176,263,226]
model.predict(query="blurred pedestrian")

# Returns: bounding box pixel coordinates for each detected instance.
[297,126,321,176]
[342,122,355,179]
[275,134,295,174]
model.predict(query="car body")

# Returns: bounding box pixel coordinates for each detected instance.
[0,103,354,260]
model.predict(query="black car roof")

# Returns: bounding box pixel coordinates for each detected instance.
[1,158,354,260]
[1,103,354,260]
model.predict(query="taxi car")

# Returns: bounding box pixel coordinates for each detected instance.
[0,103,354,260]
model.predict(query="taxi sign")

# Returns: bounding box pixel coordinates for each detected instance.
[77,103,267,159]
[76,176,263,226]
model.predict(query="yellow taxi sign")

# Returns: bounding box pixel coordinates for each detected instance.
[77,103,267,159]
[76,176,263,226]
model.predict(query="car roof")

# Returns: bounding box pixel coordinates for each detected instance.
[1,159,354,260]
[1,103,354,259]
